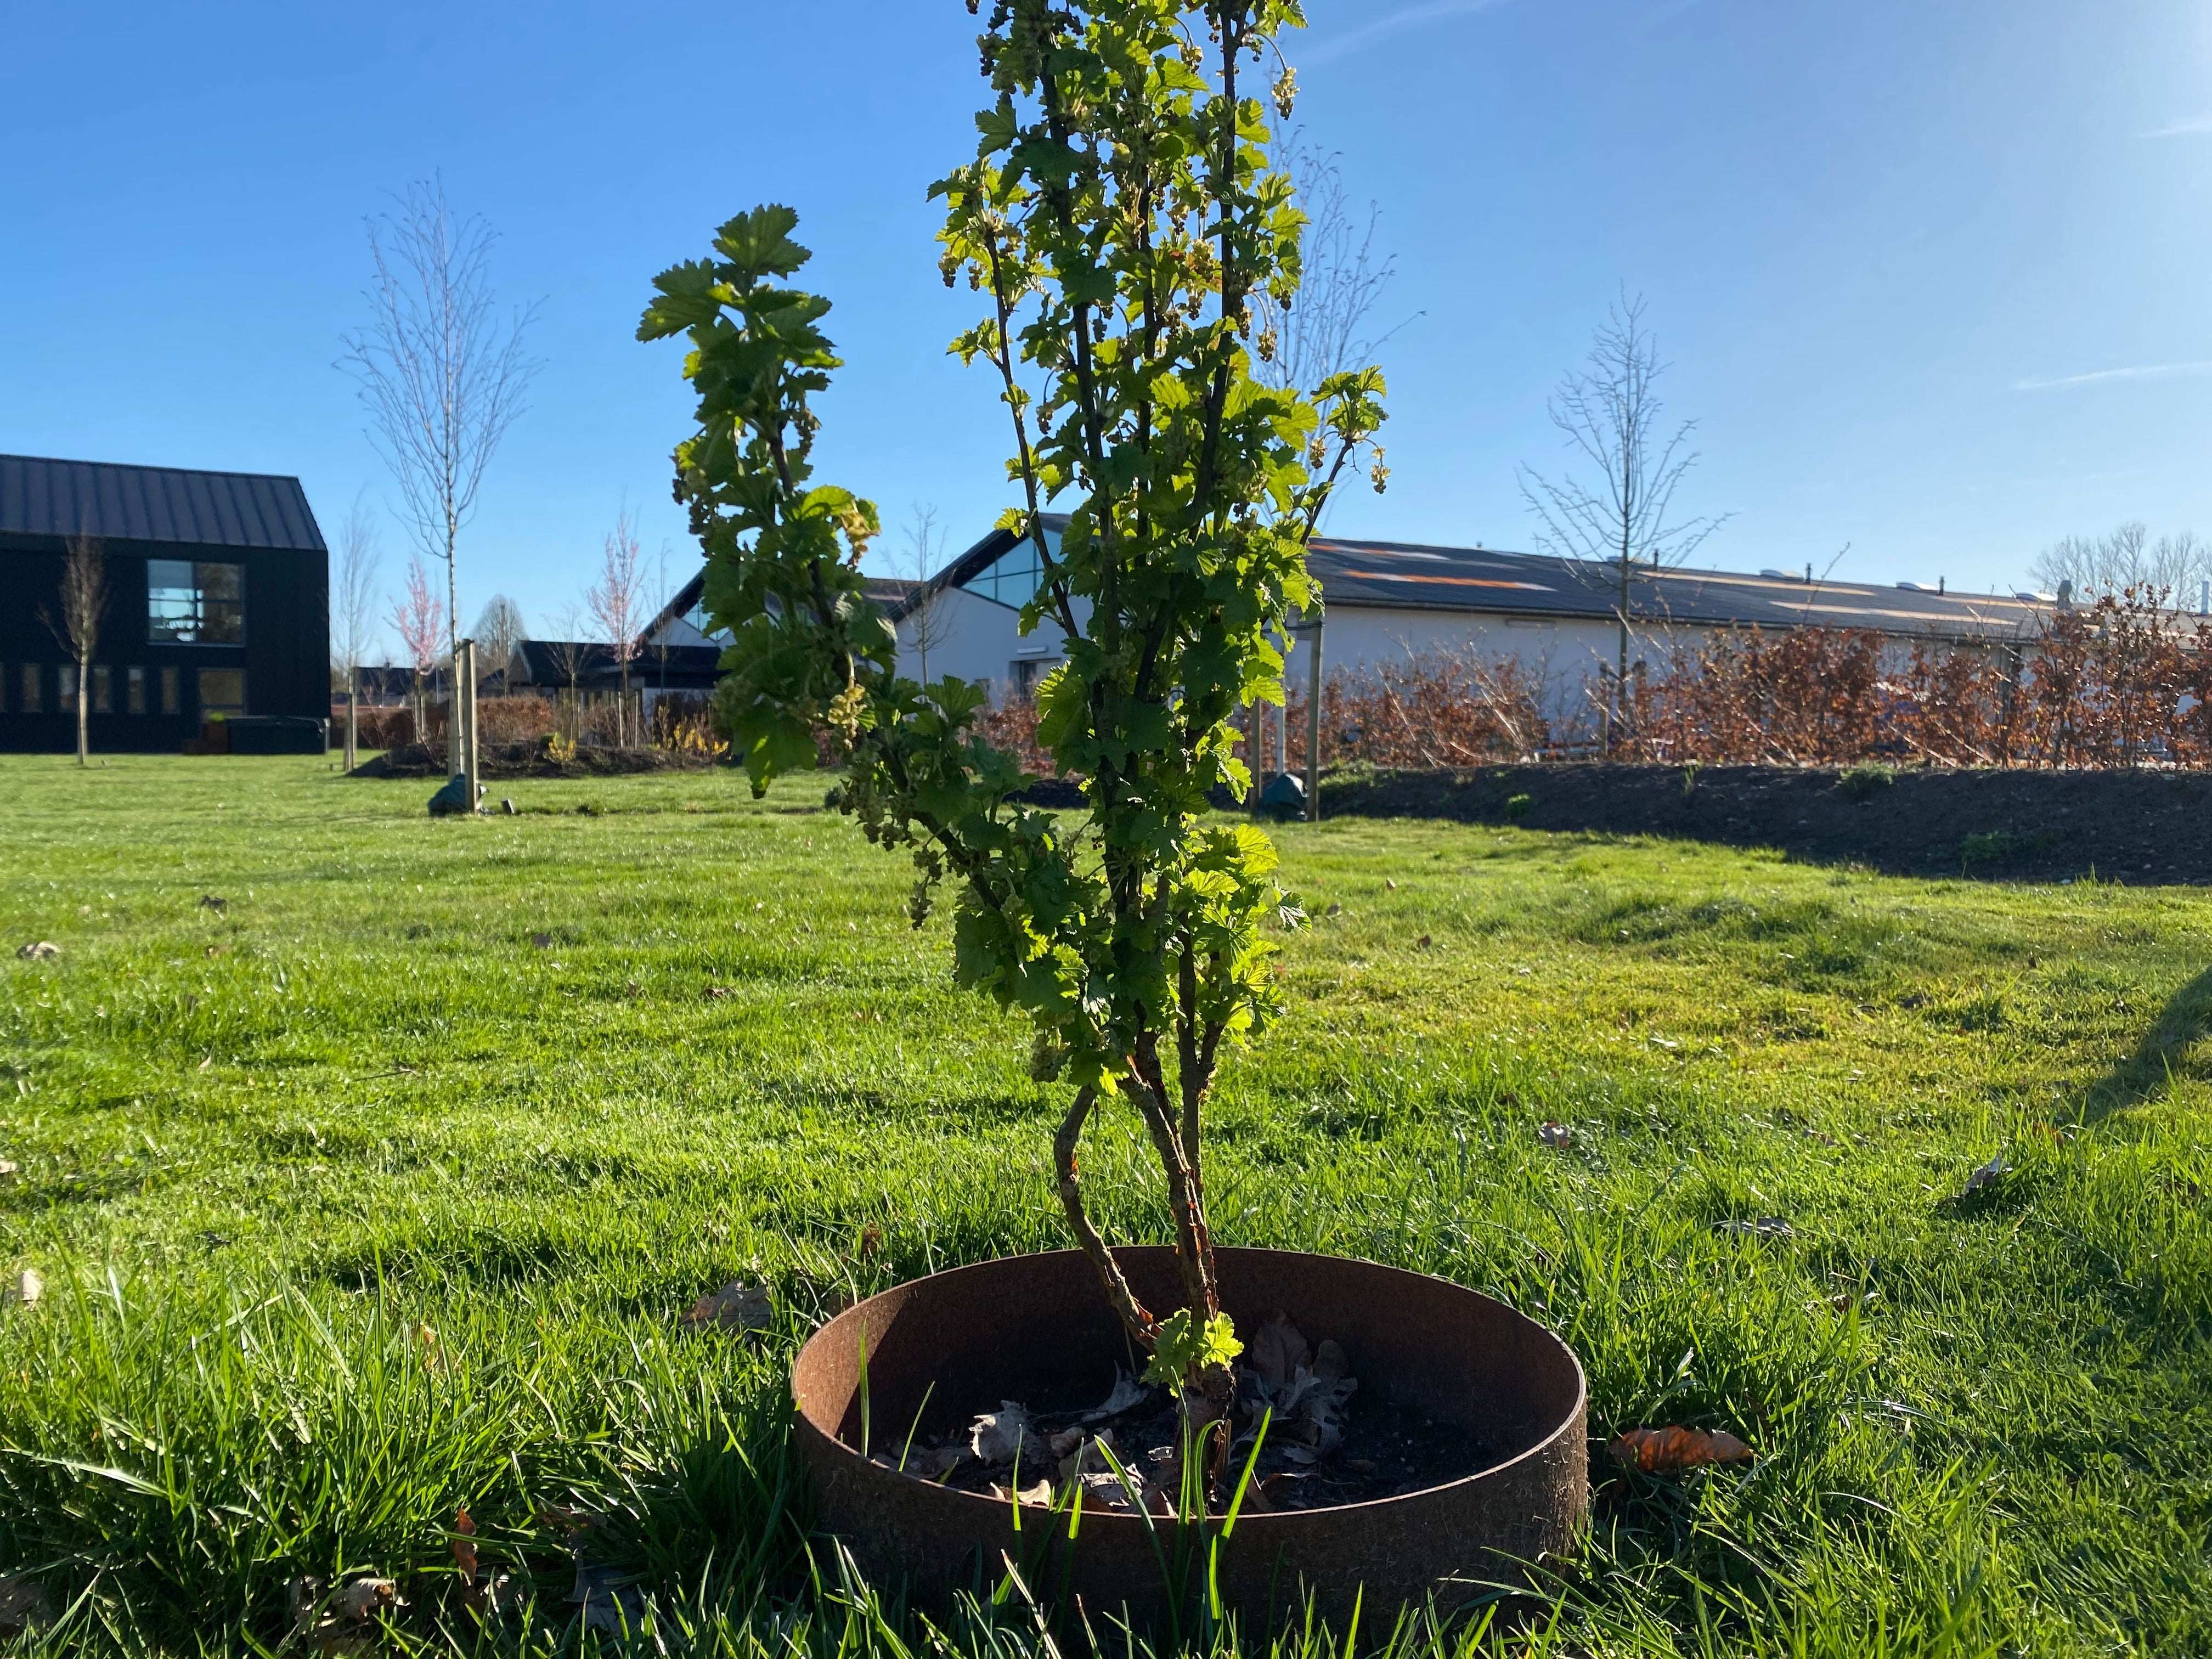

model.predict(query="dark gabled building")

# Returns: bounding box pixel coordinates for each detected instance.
[0,454,329,753]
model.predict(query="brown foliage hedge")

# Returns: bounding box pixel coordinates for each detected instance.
[1283,589,2212,771]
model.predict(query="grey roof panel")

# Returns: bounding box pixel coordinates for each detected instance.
[1305,535,2050,640]
[0,453,326,552]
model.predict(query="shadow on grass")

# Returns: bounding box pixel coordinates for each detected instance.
[2077,963,2212,1127]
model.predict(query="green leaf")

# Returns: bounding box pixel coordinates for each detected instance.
[1141,1309,1243,1387]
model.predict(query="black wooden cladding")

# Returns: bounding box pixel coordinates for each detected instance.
[0,455,329,753]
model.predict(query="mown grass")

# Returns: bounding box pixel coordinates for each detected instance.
[0,755,2207,1657]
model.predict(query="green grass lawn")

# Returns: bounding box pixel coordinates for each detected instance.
[0,755,2207,1657]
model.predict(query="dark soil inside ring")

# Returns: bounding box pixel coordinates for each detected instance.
[871,1365,1493,1515]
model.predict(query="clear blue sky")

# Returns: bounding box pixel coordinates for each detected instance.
[4,1,2207,654]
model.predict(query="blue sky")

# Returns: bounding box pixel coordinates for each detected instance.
[4,1,2208,653]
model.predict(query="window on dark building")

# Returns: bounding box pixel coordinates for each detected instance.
[148,560,246,645]
[160,666,179,715]
[961,541,1047,608]
[59,665,78,714]
[21,664,41,713]
[127,666,145,714]
[92,665,112,714]
[198,668,246,716]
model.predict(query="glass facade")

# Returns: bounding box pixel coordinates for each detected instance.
[160,666,179,715]
[961,538,1050,608]
[20,664,40,714]
[681,600,731,643]
[127,665,146,714]
[148,560,246,645]
[198,668,246,716]
[92,664,112,714]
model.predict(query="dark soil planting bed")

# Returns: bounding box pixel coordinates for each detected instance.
[1318,763,2212,883]
[351,741,720,780]
[793,1248,1587,1625]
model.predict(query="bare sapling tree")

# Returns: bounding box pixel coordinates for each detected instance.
[332,490,383,771]
[645,541,682,717]
[470,594,528,692]
[1251,129,1414,400]
[586,509,646,747]
[899,504,955,687]
[2032,522,2207,606]
[40,533,106,767]
[340,175,540,718]
[541,605,596,743]
[391,555,445,747]
[1521,292,1729,751]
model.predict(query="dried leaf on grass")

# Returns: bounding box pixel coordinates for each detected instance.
[571,1561,647,1637]
[4,1269,40,1307]
[1609,1425,1754,1472]
[1957,1153,2010,1199]
[680,1280,772,1333]
[15,941,58,960]
[452,1507,478,1581]
[1537,1122,1574,1148]
[0,1160,15,1180]
[340,1579,397,1621]
[1712,1217,1795,1241]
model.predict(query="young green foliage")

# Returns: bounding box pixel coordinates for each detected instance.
[640,1,1386,1398]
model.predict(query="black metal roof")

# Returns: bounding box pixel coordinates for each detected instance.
[648,567,924,636]
[0,453,326,552]
[922,515,2055,642]
[510,639,725,690]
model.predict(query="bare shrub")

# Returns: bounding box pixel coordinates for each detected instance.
[475,695,556,749]
[1609,588,2212,769]
[1294,651,1554,770]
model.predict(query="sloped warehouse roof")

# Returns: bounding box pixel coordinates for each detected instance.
[919,515,2058,643]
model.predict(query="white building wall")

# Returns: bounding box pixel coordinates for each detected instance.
[1282,606,1739,720]
[895,587,1073,698]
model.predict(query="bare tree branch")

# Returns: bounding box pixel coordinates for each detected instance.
[899,504,955,688]
[469,594,527,690]
[586,507,647,747]
[1519,291,1731,749]
[2032,522,2207,606]
[1251,129,1417,398]
[40,533,105,767]
[332,490,384,686]
[391,555,444,744]
[340,176,540,663]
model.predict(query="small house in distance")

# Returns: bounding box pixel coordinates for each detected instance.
[0,454,330,753]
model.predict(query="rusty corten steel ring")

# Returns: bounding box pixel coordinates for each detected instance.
[792,1246,1587,1625]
